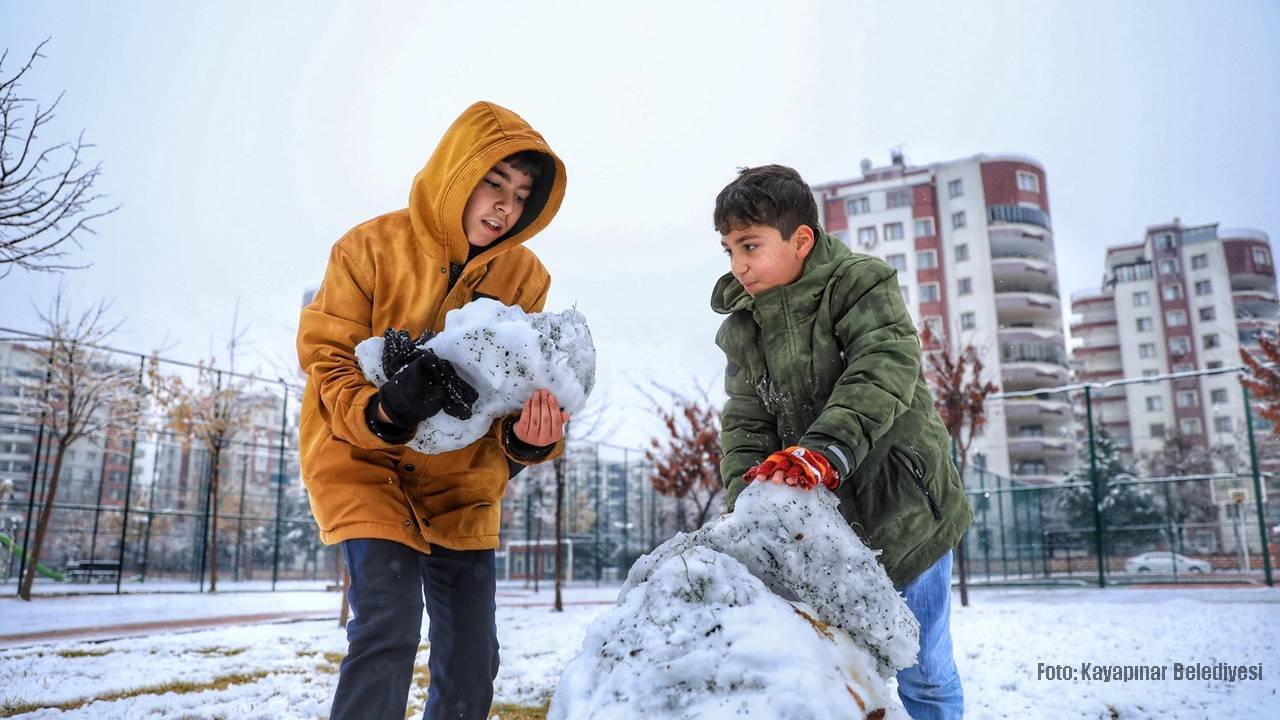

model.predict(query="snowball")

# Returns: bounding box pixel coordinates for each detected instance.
[355,299,596,454]
[549,483,919,719]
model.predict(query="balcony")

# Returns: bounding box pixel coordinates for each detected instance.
[988,204,1052,231]
[989,229,1055,262]
[1234,289,1279,320]
[1229,269,1276,292]
[992,257,1058,295]
[1004,398,1074,422]
[995,291,1061,325]
[1073,343,1120,357]
[1007,436,1074,457]
[1002,362,1070,392]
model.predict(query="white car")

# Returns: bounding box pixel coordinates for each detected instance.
[1124,551,1212,574]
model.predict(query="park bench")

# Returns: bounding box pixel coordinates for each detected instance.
[66,559,121,582]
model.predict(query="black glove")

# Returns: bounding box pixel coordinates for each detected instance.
[381,327,436,378]
[377,349,479,428]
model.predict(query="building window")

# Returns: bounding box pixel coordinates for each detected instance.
[955,243,969,262]
[1214,416,1233,433]
[1194,280,1212,295]
[1180,418,1202,435]
[1199,306,1215,321]
[1166,310,1187,326]
[1177,390,1199,408]
[1136,317,1153,332]
[1160,258,1180,275]
[1139,343,1157,358]
[958,277,972,295]
[847,196,870,215]
[1253,247,1271,266]
[948,179,963,198]
[886,188,911,209]
[1146,396,1163,411]
[914,217,935,237]
[1191,254,1208,270]
[1150,423,1166,438]
[1203,333,1219,349]
[1170,336,1191,356]
[961,312,976,330]
[1211,388,1228,405]
[884,222,904,241]
[1207,360,1223,369]
[1156,233,1176,250]
[1173,362,1193,373]
[1132,291,1150,307]
[886,253,907,272]
[923,316,944,337]
[1016,171,1039,192]
[1162,284,1183,301]
[920,283,940,303]
[917,250,938,269]
[857,226,877,249]
[951,211,966,229]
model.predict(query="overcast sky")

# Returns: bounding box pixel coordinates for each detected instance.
[3,1,1278,448]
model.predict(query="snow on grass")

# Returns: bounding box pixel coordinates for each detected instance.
[1,585,1277,718]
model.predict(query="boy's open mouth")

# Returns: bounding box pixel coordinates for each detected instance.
[482,218,503,233]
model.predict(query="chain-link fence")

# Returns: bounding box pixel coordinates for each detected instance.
[0,334,333,595]
[964,366,1277,588]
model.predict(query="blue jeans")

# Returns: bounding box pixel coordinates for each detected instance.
[896,550,965,719]
[330,539,499,720]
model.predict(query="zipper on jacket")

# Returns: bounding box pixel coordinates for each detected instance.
[892,447,942,522]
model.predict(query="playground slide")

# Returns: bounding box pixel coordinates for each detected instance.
[0,533,66,581]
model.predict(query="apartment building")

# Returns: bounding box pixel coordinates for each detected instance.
[813,152,1074,482]
[1070,222,1276,457]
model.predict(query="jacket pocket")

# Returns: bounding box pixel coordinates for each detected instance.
[890,446,942,522]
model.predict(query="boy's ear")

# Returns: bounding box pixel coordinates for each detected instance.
[792,224,816,259]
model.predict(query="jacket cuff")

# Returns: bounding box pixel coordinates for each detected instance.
[499,415,561,465]
[364,393,416,445]
[810,443,853,490]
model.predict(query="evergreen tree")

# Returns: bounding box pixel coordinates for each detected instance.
[1056,424,1163,552]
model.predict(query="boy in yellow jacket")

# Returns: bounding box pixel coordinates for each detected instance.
[297,102,569,720]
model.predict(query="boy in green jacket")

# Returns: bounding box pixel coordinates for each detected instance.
[711,164,973,719]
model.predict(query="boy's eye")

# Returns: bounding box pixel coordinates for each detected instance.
[516,194,528,204]
[722,248,732,256]
[743,244,756,252]
[485,179,500,189]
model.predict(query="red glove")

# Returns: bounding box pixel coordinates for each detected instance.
[744,446,838,491]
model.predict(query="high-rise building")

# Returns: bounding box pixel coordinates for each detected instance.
[1070,222,1276,457]
[813,153,1075,482]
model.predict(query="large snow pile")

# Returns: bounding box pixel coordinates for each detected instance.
[548,482,919,719]
[355,299,596,454]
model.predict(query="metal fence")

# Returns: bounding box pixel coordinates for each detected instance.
[0,333,334,594]
[0,333,685,595]
[964,366,1277,588]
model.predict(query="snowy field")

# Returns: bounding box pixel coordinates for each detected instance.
[1,583,1277,719]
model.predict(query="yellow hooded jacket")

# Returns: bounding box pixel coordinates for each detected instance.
[296,102,567,553]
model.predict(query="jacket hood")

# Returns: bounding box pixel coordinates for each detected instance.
[710,232,852,315]
[408,101,567,265]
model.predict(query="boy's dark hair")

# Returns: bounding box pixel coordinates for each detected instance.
[713,164,821,240]
[504,150,546,183]
[498,150,555,240]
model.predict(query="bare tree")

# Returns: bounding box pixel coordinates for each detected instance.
[1,40,116,277]
[18,291,139,600]
[919,325,997,608]
[147,318,268,591]
[1241,331,1280,432]
[643,385,724,533]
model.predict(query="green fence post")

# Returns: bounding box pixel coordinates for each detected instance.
[271,383,289,591]
[1085,385,1107,588]
[114,357,145,594]
[1242,386,1274,587]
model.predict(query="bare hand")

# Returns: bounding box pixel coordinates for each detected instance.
[514,389,570,446]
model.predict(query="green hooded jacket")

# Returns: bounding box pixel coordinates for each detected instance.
[712,232,973,587]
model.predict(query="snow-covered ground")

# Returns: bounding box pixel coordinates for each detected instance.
[1,583,1277,719]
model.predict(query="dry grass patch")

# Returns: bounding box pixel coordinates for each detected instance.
[0,671,273,718]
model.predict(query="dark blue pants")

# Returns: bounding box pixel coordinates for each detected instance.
[329,539,500,720]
